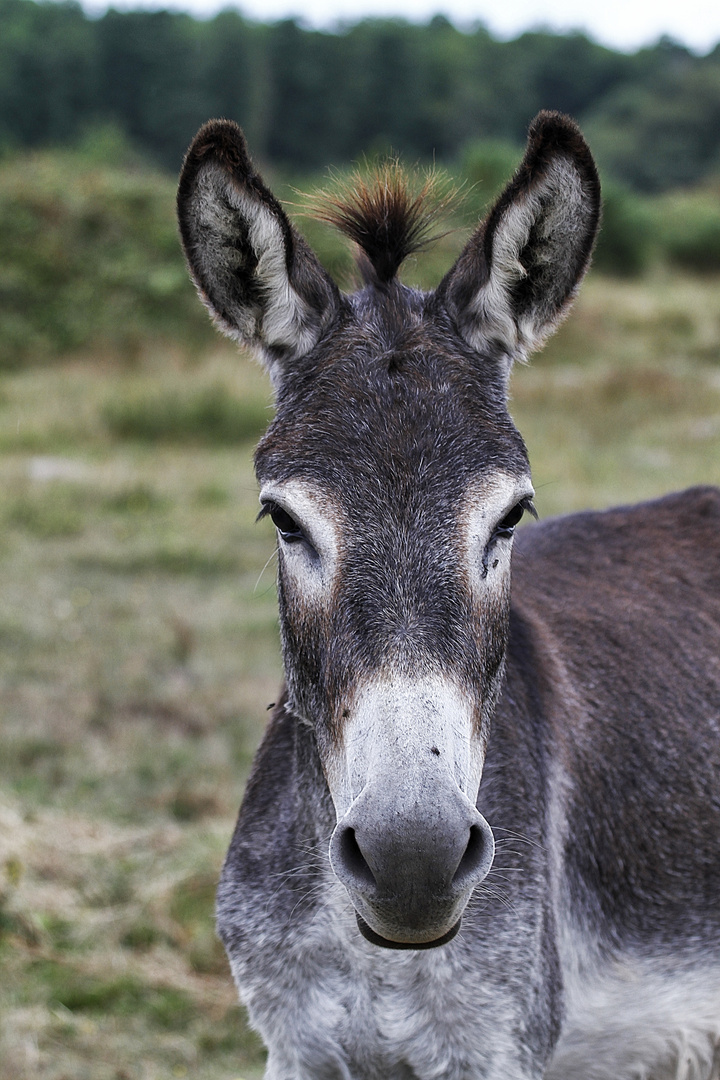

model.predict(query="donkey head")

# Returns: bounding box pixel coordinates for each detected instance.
[178,113,600,948]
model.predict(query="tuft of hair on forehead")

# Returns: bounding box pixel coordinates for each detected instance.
[305,161,459,286]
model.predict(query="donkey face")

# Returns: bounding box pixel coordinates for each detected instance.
[178,113,600,947]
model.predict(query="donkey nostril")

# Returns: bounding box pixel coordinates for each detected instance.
[452,823,492,890]
[336,827,377,891]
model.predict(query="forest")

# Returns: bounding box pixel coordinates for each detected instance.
[2,0,720,191]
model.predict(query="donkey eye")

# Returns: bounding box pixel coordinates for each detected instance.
[266,503,306,544]
[494,498,536,539]
[497,504,524,536]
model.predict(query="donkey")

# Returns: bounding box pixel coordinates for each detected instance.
[177,112,720,1080]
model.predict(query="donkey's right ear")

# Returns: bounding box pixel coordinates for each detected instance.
[177,120,339,382]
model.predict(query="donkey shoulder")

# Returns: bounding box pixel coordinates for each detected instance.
[505,486,720,949]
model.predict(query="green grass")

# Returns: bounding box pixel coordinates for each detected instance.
[0,273,719,1078]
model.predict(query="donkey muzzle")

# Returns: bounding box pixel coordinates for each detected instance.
[329,776,495,947]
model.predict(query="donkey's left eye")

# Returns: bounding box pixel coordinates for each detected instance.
[494,498,537,539]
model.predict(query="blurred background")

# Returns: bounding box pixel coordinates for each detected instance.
[1,2,720,1077]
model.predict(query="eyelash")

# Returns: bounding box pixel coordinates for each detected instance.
[481,497,537,578]
[258,501,306,544]
[493,496,537,539]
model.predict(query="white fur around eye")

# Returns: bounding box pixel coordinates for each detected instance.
[461,473,534,593]
[260,479,344,600]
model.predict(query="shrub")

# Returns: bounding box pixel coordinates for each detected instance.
[458,138,520,215]
[102,384,270,444]
[657,188,720,273]
[593,183,654,277]
[0,149,214,367]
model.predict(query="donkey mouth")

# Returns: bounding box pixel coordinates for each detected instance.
[356,912,461,950]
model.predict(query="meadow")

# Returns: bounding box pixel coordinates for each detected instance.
[1,152,720,1078]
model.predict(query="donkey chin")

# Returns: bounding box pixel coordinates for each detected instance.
[328,775,496,949]
[349,890,480,951]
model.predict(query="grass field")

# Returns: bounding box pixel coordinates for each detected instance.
[1,269,720,1079]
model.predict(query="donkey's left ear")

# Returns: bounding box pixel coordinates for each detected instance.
[438,111,601,365]
[177,120,339,382]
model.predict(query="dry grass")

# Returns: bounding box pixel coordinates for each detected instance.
[519,272,720,516]
[1,272,719,1078]
[0,346,275,1079]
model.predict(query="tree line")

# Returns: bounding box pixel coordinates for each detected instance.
[1,0,720,191]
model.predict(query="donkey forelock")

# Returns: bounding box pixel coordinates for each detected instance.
[306,160,458,286]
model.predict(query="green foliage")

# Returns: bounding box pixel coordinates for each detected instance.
[591,180,720,276]
[593,184,654,276]
[458,137,520,215]
[656,188,720,272]
[584,47,720,193]
[0,0,97,152]
[0,147,214,367]
[71,122,147,169]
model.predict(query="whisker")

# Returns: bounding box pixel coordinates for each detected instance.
[493,829,544,851]
[254,548,278,593]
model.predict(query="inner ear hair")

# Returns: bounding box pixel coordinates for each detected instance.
[438,111,601,365]
[177,119,338,374]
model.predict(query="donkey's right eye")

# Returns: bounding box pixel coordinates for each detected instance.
[267,503,306,544]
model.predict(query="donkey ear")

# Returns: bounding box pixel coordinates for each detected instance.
[177,120,338,381]
[438,111,601,365]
